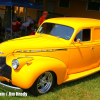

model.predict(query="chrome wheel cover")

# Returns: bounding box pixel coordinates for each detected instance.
[37,72,53,94]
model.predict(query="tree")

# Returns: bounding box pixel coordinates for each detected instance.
[3,6,14,28]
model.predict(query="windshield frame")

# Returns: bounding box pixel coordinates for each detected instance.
[37,22,74,40]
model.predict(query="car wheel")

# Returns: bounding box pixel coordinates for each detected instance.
[30,71,55,96]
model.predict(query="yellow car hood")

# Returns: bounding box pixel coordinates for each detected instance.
[0,34,68,56]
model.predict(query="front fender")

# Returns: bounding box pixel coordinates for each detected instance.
[6,54,67,89]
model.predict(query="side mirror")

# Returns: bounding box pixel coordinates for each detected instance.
[76,38,81,43]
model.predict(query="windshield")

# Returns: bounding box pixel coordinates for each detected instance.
[37,23,74,40]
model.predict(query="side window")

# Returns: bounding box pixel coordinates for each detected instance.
[75,29,91,42]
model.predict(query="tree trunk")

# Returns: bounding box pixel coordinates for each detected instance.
[3,6,14,28]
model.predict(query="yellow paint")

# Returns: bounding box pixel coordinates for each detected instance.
[0,77,10,82]
[65,66,100,82]
[43,17,100,29]
[0,18,100,89]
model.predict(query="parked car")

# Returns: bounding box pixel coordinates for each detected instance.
[0,17,100,96]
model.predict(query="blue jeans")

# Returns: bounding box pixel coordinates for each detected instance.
[20,27,27,30]
[6,27,11,32]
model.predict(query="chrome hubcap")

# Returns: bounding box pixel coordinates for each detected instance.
[37,72,53,93]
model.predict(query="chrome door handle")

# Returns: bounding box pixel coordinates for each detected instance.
[90,47,94,50]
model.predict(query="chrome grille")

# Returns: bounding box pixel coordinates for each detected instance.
[0,57,6,67]
[0,57,11,80]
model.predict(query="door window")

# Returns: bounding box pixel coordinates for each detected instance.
[75,29,91,42]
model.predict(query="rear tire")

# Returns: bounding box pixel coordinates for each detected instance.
[30,71,55,96]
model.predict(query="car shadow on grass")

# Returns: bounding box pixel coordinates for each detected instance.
[51,71,100,92]
[1,72,99,98]
[26,71,100,97]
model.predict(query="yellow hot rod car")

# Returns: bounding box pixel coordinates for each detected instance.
[0,17,100,96]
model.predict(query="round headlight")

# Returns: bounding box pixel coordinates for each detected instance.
[12,59,19,69]
[0,51,4,54]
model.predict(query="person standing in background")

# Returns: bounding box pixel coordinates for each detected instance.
[38,11,49,27]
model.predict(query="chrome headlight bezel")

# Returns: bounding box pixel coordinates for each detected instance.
[0,51,4,54]
[12,59,19,69]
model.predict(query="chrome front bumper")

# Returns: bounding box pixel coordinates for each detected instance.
[0,82,23,92]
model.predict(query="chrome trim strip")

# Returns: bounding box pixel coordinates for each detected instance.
[16,51,22,53]
[0,82,23,92]
[30,50,34,52]
[0,52,4,54]
[35,50,40,52]
[47,49,52,51]
[41,50,46,52]
[23,50,28,52]
[15,48,67,53]
[17,57,33,59]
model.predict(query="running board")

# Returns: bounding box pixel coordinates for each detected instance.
[64,67,100,82]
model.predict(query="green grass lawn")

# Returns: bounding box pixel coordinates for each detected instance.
[0,72,100,100]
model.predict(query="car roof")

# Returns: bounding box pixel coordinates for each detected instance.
[44,17,100,29]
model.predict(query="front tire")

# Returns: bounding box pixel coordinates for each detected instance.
[30,71,55,96]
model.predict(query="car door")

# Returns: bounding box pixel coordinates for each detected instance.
[91,28,100,67]
[67,28,96,74]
